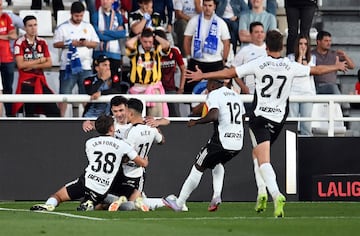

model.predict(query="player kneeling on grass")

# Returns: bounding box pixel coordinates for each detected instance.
[30,115,148,211]
[163,79,246,212]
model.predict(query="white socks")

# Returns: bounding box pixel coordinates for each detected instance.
[212,164,224,199]
[177,165,203,207]
[253,158,267,195]
[259,163,280,199]
[45,197,58,207]
[142,198,165,210]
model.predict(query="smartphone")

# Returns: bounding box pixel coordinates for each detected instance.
[79,38,86,41]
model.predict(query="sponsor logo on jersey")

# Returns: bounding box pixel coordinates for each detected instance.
[259,106,281,113]
[224,132,242,139]
[87,173,110,186]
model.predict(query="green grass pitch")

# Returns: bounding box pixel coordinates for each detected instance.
[1,201,360,236]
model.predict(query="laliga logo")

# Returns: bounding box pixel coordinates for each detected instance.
[317,181,360,197]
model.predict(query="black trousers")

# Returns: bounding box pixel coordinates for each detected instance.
[21,82,60,117]
[31,0,64,21]
[285,5,317,55]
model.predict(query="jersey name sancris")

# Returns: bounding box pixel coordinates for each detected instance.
[235,56,310,123]
[207,86,245,150]
[122,123,163,178]
[85,135,138,195]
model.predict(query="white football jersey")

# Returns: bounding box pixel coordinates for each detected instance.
[122,123,163,178]
[232,43,267,94]
[114,121,131,139]
[235,56,311,123]
[84,136,138,194]
[206,86,245,150]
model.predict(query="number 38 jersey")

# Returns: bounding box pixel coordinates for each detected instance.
[84,135,138,195]
[235,56,310,123]
[206,86,245,151]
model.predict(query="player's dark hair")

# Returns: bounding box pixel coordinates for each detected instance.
[316,30,331,41]
[23,15,37,26]
[204,0,218,6]
[249,21,263,33]
[127,98,143,115]
[110,96,128,107]
[95,115,114,135]
[138,0,152,5]
[141,28,154,38]
[71,1,85,14]
[265,30,283,52]
[154,29,167,40]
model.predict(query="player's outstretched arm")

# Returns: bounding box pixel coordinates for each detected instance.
[186,65,237,83]
[310,56,348,75]
[187,108,218,127]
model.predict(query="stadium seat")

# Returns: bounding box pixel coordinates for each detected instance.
[56,10,90,26]
[19,10,53,36]
[311,103,347,136]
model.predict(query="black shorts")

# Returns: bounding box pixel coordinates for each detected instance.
[65,174,86,200]
[248,115,284,146]
[108,171,144,199]
[195,139,240,169]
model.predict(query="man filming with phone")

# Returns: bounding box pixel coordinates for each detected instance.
[53,1,100,116]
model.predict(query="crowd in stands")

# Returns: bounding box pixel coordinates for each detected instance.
[0,0,357,134]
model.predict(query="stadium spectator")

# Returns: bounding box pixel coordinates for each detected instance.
[173,0,202,56]
[82,55,125,117]
[128,0,161,37]
[183,0,230,95]
[215,0,249,54]
[185,30,347,217]
[231,21,266,97]
[355,69,360,95]
[31,0,64,22]
[0,74,3,116]
[153,0,174,45]
[248,0,277,16]
[126,28,170,117]
[13,15,60,117]
[92,0,127,82]
[288,35,316,136]
[238,0,276,45]
[0,0,17,117]
[312,30,355,94]
[163,79,245,212]
[285,0,318,55]
[155,29,185,117]
[7,11,24,54]
[53,1,100,117]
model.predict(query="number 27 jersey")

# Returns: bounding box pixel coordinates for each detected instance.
[235,56,310,123]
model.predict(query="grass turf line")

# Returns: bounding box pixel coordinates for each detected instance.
[0,201,360,236]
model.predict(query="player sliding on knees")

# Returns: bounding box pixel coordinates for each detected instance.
[30,115,148,211]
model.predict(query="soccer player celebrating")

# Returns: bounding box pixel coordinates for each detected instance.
[163,79,246,212]
[185,30,348,217]
[30,114,147,211]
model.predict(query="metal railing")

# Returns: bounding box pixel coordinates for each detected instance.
[1,94,360,137]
